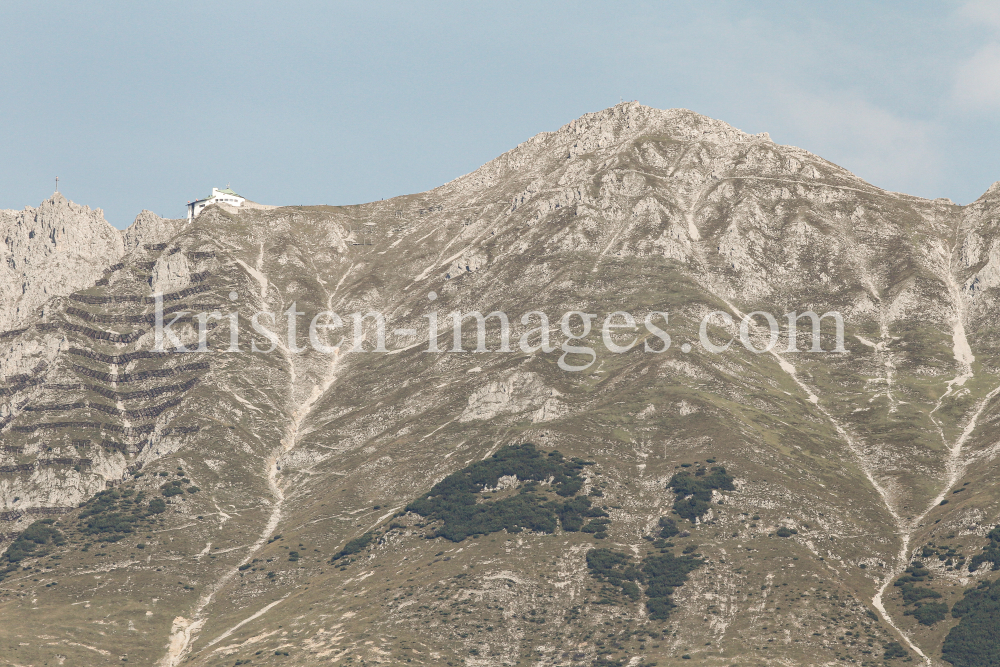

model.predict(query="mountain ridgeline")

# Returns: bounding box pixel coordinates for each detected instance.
[2,102,1000,666]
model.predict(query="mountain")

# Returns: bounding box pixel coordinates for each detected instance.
[2,102,1000,666]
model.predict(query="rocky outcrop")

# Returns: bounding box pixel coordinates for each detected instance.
[459,371,561,422]
[152,249,191,294]
[0,193,123,331]
[122,209,186,253]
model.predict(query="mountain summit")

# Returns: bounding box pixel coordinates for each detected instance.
[2,103,999,666]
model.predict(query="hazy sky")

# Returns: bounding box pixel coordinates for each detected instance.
[2,1,999,228]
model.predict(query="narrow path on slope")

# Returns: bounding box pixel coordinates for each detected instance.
[158,265,344,667]
[682,181,930,655]
[873,247,1000,665]
[714,246,999,664]
[709,294,929,660]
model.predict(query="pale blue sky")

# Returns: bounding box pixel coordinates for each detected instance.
[2,1,999,228]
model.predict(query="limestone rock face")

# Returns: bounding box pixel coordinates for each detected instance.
[458,371,557,422]
[0,193,123,331]
[152,250,191,294]
[122,209,186,253]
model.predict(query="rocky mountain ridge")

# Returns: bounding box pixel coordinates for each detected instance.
[0,195,185,332]
[1,102,1000,666]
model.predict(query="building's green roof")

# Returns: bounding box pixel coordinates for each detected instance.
[191,187,242,203]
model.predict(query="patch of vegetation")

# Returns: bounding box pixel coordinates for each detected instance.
[587,548,642,593]
[899,584,941,606]
[666,465,734,522]
[890,561,947,626]
[942,578,1000,667]
[658,517,679,539]
[161,480,184,497]
[776,527,798,538]
[331,532,374,562]
[404,444,596,542]
[642,551,703,619]
[921,542,966,570]
[77,488,164,542]
[553,495,607,532]
[905,601,948,626]
[968,525,1000,573]
[585,546,702,620]
[894,562,931,585]
[883,641,907,660]
[581,518,612,538]
[0,519,66,579]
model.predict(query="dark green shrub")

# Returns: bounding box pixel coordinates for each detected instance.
[331,532,374,562]
[76,488,161,541]
[899,584,941,606]
[586,548,641,590]
[560,512,584,532]
[620,581,641,600]
[585,547,701,620]
[776,527,797,537]
[883,642,907,659]
[646,596,677,620]
[943,578,1000,666]
[905,601,948,626]
[894,562,931,585]
[968,526,1000,572]
[553,495,606,533]
[1,521,65,564]
[582,519,612,534]
[658,517,679,539]
[642,551,702,618]
[404,444,593,542]
[666,466,734,522]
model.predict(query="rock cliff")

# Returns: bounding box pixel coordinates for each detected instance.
[0,194,123,331]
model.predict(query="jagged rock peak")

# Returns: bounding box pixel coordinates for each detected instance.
[122,209,186,253]
[3,191,97,218]
[0,192,124,331]
[973,180,1000,204]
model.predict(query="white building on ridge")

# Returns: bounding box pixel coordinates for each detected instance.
[187,187,246,221]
